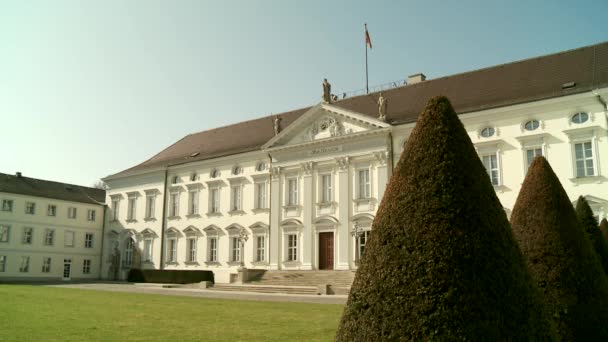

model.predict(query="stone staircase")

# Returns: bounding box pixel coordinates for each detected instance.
[210,270,356,295]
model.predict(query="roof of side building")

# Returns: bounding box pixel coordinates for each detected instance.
[106,41,608,179]
[0,173,106,205]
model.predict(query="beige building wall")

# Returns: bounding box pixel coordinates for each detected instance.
[0,192,104,280]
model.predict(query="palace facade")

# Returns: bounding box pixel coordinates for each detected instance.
[101,42,608,283]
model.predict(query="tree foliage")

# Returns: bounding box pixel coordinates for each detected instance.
[335,96,554,341]
[576,196,608,275]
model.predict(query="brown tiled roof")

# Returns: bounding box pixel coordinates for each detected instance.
[0,173,106,205]
[107,41,608,179]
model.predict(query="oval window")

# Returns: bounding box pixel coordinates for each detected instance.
[571,112,589,124]
[232,166,242,175]
[480,127,495,138]
[190,173,197,182]
[256,162,266,172]
[172,176,179,184]
[524,120,540,131]
[210,169,220,178]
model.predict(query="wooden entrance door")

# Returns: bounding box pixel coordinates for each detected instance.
[319,232,334,270]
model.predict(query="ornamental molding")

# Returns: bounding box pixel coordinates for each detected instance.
[300,161,314,175]
[373,151,388,166]
[335,156,350,171]
[271,167,281,180]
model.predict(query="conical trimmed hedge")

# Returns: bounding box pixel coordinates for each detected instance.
[335,96,555,341]
[576,196,608,274]
[601,218,608,243]
[510,157,608,340]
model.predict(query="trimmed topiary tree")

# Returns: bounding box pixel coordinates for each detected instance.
[335,96,555,341]
[576,196,608,275]
[510,157,608,340]
[601,218,608,243]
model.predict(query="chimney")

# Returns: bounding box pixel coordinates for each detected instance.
[16,172,22,178]
[408,73,426,84]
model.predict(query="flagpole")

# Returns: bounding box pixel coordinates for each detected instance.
[365,23,369,94]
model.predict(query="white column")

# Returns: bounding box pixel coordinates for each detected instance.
[374,151,389,202]
[336,157,351,270]
[301,162,314,270]
[269,167,281,270]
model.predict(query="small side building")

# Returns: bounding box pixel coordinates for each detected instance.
[0,172,105,281]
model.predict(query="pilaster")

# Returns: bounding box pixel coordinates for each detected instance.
[269,167,281,270]
[301,162,314,270]
[336,156,351,270]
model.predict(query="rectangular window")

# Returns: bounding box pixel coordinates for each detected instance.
[143,239,152,262]
[208,237,217,262]
[83,259,91,274]
[0,255,6,272]
[65,231,75,247]
[256,236,265,262]
[145,195,156,219]
[127,198,136,220]
[68,207,77,219]
[42,257,51,273]
[84,233,94,248]
[44,229,55,246]
[287,234,298,262]
[188,190,199,215]
[19,256,29,272]
[47,204,57,217]
[111,199,120,220]
[22,227,33,245]
[525,147,543,173]
[482,154,500,186]
[287,178,298,206]
[87,209,96,221]
[0,225,10,242]
[210,188,220,213]
[231,185,242,211]
[255,182,267,209]
[231,237,241,262]
[1,199,13,212]
[575,141,595,178]
[358,169,371,199]
[25,202,36,215]
[170,193,179,217]
[321,174,333,202]
[187,238,197,262]
[167,239,177,263]
[358,231,371,258]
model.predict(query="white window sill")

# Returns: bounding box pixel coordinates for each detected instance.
[227,261,242,266]
[353,198,373,204]
[283,260,301,267]
[167,216,181,220]
[569,175,605,184]
[165,261,179,265]
[184,261,199,265]
[206,212,222,217]
[251,261,269,266]
[252,208,269,213]
[228,210,246,216]
[282,205,301,210]
[186,213,201,219]
[205,261,220,266]
[126,219,138,223]
[316,201,336,208]
[143,217,156,222]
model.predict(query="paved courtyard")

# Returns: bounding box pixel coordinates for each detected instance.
[43,282,348,305]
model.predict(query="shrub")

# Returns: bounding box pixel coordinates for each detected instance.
[601,218,608,243]
[510,157,608,340]
[576,196,608,275]
[335,96,555,341]
[127,269,214,284]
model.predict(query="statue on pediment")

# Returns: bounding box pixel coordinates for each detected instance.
[274,116,282,136]
[378,92,387,121]
[322,79,331,103]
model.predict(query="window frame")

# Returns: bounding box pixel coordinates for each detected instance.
[1,199,13,212]
[83,259,91,274]
[67,207,77,219]
[286,234,298,262]
[187,189,200,216]
[42,257,52,273]
[64,231,75,248]
[84,233,94,248]
[0,225,10,243]
[356,168,371,200]
[44,229,55,246]
[19,256,30,273]
[186,237,197,263]
[22,227,34,245]
[286,177,299,206]
[47,204,57,217]
[25,202,36,215]
[0,255,6,272]
[87,209,96,222]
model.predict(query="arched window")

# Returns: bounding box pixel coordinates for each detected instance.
[480,127,495,138]
[123,238,134,267]
[256,162,266,172]
[232,166,242,175]
[524,120,540,131]
[571,112,589,124]
[171,176,179,184]
[210,169,220,178]
[190,173,197,182]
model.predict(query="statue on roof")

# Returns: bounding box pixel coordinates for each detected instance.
[322,78,331,103]
[274,116,282,136]
[378,92,387,121]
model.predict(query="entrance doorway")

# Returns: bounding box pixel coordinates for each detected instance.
[63,259,72,280]
[318,232,334,270]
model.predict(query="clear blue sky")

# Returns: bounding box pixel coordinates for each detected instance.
[1,0,607,187]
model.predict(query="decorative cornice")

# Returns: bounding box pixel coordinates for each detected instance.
[271,167,281,180]
[373,151,388,166]
[335,156,350,171]
[300,161,314,175]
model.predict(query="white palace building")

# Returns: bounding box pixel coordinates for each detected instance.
[100,42,608,283]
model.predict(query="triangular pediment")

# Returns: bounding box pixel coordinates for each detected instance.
[262,103,390,150]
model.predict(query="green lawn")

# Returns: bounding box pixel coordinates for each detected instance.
[0,285,343,341]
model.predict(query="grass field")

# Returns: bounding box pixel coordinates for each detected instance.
[0,285,344,341]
